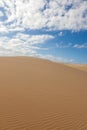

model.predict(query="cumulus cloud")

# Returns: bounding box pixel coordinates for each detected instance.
[15,33,54,45]
[0,0,87,31]
[0,24,8,33]
[0,11,3,17]
[0,33,54,56]
[0,0,87,62]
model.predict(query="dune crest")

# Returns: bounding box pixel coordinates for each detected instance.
[66,64,87,72]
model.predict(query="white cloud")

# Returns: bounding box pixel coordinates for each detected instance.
[15,33,54,45]
[0,24,8,33]
[0,11,3,17]
[56,43,72,48]
[56,42,87,49]
[0,0,87,31]
[0,33,54,56]
[58,32,63,36]
[0,1,4,7]
[36,54,75,63]
[74,43,87,48]
[0,0,87,63]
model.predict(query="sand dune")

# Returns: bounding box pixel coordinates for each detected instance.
[66,64,87,72]
[0,57,87,130]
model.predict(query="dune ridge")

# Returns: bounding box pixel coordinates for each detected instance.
[0,57,87,130]
[66,64,87,72]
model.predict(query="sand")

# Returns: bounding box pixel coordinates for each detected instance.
[66,64,87,72]
[0,57,87,130]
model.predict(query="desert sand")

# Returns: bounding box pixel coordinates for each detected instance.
[0,57,87,130]
[66,64,87,72]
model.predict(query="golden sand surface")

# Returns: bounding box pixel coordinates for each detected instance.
[66,64,87,72]
[0,57,87,130]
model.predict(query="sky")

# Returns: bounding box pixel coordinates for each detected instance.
[0,0,87,64]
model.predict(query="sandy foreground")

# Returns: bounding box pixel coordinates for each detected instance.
[0,57,87,130]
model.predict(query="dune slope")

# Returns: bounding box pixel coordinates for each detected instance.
[66,64,87,72]
[0,57,87,130]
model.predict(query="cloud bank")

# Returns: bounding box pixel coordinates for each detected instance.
[0,0,87,31]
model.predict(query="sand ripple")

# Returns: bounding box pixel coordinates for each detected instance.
[0,112,87,130]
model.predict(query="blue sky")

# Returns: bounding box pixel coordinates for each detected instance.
[0,0,87,64]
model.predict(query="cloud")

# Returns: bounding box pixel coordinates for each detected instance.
[74,43,87,48]
[56,43,72,48]
[0,0,87,63]
[56,42,87,49]
[0,33,54,56]
[58,32,63,36]
[0,0,87,32]
[0,11,3,17]
[15,33,54,45]
[36,54,75,63]
[0,24,8,33]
